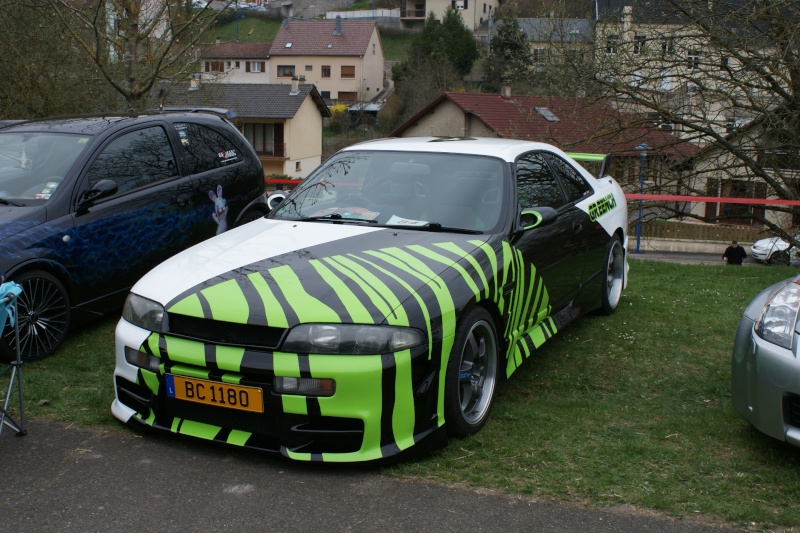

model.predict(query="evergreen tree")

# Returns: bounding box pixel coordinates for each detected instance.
[482,13,532,93]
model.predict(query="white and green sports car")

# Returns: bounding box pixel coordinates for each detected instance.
[112,137,628,462]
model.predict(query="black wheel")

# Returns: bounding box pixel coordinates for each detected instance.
[0,270,71,362]
[600,235,625,315]
[444,307,499,437]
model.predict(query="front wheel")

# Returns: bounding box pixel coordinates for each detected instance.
[600,235,625,315]
[444,307,499,437]
[0,270,71,362]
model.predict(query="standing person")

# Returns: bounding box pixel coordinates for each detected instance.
[723,240,747,265]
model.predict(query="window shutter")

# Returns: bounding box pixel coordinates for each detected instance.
[260,61,265,72]
[204,62,209,72]
[246,62,250,72]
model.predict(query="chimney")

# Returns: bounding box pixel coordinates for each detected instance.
[215,37,220,45]
[282,18,288,28]
[500,85,512,99]
[334,15,342,36]
[189,73,201,91]
[290,76,299,94]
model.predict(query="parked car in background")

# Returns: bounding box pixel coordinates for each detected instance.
[112,136,629,463]
[732,274,800,447]
[0,110,269,361]
[751,235,796,264]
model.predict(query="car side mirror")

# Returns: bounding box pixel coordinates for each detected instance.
[78,179,118,210]
[519,206,558,231]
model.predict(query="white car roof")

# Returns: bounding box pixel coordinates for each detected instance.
[342,136,566,163]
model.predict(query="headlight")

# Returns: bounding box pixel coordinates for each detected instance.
[122,293,166,332]
[282,324,425,354]
[756,282,800,350]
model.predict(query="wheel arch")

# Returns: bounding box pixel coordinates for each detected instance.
[5,259,76,303]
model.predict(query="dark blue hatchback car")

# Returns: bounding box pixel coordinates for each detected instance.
[0,111,268,361]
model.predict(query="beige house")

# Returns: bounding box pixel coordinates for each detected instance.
[199,42,272,84]
[400,0,498,31]
[167,81,330,178]
[268,17,385,103]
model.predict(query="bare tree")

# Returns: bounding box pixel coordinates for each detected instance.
[44,0,235,112]
[592,0,800,241]
[0,1,122,117]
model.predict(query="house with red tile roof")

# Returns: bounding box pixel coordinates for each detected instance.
[200,42,273,84]
[390,91,699,188]
[269,17,385,104]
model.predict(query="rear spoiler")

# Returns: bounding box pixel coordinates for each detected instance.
[566,152,611,179]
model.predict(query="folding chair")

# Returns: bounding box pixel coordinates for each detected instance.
[1,282,26,437]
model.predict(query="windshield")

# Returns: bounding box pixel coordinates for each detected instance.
[0,132,90,202]
[271,150,507,232]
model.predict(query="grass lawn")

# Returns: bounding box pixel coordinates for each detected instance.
[9,258,800,530]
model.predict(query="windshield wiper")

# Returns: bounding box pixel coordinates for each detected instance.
[381,222,483,234]
[0,198,24,207]
[298,213,378,224]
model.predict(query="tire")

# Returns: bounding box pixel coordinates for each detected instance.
[444,307,499,437]
[0,270,71,362]
[600,235,625,315]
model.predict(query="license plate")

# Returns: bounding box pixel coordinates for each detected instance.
[165,375,264,414]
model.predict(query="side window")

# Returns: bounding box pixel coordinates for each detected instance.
[174,122,243,175]
[516,152,566,209]
[86,126,177,194]
[545,153,593,203]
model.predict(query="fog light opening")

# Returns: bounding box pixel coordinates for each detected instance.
[124,347,161,373]
[274,376,335,397]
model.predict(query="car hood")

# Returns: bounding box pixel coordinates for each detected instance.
[132,218,491,327]
[752,237,789,249]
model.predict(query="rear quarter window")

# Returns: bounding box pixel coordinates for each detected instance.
[175,122,244,175]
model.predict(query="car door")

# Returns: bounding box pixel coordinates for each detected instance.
[513,151,586,311]
[543,152,606,283]
[172,121,264,239]
[65,124,202,313]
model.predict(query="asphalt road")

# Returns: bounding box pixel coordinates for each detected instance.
[1,422,735,532]
[0,251,743,532]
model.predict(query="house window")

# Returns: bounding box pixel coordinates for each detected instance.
[247,61,264,73]
[243,123,283,156]
[204,61,224,72]
[532,48,549,63]
[321,66,331,78]
[338,92,357,101]
[295,161,302,172]
[341,65,355,79]
[661,38,675,58]
[606,35,618,55]
[564,48,583,63]
[687,50,701,70]
[634,34,646,54]
[277,65,296,77]
[235,61,240,68]
[321,91,331,99]
[483,3,487,12]
[451,0,467,9]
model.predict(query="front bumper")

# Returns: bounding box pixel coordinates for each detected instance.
[111,319,445,462]
[731,315,800,446]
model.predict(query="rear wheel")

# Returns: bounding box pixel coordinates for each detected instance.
[600,235,625,315]
[444,307,499,437]
[0,270,71,362]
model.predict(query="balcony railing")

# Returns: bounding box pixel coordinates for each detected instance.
[254,143,286,158]
[400,8,426,18]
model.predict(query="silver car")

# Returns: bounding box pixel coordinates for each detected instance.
[732,274,800,446]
